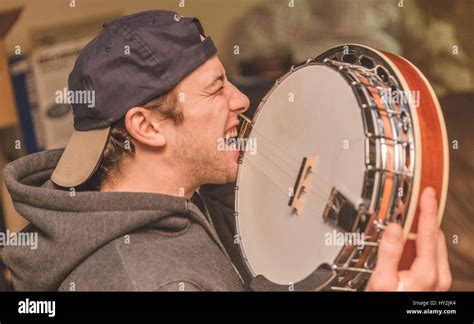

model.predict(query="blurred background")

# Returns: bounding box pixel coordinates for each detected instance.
[0,0,472,291]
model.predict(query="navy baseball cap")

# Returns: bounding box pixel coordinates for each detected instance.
[51,10,217,187]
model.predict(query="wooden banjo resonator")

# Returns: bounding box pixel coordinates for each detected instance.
[234,44,449,291]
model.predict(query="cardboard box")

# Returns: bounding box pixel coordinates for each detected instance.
[28,12,120,150]
[29,37,90,149]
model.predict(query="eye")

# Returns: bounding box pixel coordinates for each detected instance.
[213,86,224,95]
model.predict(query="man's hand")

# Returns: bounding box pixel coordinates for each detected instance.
[366,187,452,291]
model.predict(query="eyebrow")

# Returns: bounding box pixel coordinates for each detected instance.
[205,74,225,91]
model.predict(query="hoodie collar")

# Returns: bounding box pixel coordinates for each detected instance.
[2,149,228,290]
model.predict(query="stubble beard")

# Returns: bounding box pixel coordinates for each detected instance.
[173,129,236,187]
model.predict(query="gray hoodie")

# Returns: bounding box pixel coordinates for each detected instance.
[2,149,245,291]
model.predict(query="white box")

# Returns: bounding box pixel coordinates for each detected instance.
[29,37,91,149]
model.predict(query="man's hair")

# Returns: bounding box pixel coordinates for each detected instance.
[84,89,181,191]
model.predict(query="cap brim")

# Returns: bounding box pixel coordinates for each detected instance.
[51,127,110,187]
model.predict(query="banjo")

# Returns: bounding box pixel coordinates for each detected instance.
[234,44,449,291]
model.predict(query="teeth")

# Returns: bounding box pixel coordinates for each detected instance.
[225,127,238,139]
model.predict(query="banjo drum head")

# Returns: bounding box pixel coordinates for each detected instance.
[236,64,369,285]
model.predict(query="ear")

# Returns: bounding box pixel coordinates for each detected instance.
[124,107,166,148]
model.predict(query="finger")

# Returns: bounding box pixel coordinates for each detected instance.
[374,223,404,279]
[412,187,439,268]
[435,230,452,291]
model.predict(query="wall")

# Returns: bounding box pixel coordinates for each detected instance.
[0,0,265,74]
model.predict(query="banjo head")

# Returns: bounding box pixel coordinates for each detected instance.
[234,44,449,291]
[236,65,366,285]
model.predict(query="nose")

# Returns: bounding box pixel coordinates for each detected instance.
[228,82,250,115]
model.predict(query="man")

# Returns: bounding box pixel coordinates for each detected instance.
[2,10,451,291]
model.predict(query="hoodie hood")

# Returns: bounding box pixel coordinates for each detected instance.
[2,149,210,291]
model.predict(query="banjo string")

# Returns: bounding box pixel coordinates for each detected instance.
[247,127,336,189]
[243,157,334,217]
[244,155,333,205]
[247,129,335,189]
[254,143,333,197]
[247,127,302,165]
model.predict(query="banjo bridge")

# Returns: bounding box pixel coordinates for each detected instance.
[288,154,318,215]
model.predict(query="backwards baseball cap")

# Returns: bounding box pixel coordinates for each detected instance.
[51,10,217,187]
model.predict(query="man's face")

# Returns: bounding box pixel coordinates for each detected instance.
[166,55,249,186]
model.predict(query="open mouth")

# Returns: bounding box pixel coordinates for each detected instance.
[224,126,238,145]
